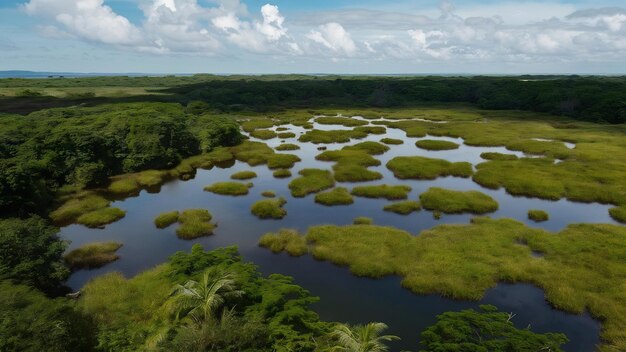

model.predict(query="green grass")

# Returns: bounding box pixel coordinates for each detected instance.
[295,218,626,351]
[108,170,172,195]
[261,190,276,198]
[315,116,368,127]
[316,149,382,182]
[353,217,373,225]
[250,129,278,140]
[275,143,300,151]
[415,139,460,150]
[277,132,296,139]
[266,153,301,169]
[354,126,386,135]
[288,169,335,197]
[76,207,126,228]
[108,177,141,194]
[380,138,403,145]
[528,209,550,222]
[351,185,412,200]
[383,201,422,215]
[273,169,292,178]
[176,209,216,239]
[419,187,498,214]
[230,141,299,169]
[64,242,123,270]
[241,119,275,132]
[609,206,626,224]
[258,229,307,256]
[343,141,390,155]
[333,164,383,182]
[230,171,257,180]
[251,198,287,219]
[298,129,367,144]
[314,187,354,206]
[154,211,179,228]
[204,182,251,196]
[386,156,473,180]
[480,152,518,161]
[49,192,110,224]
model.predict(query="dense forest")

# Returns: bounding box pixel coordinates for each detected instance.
[1,75,625,123]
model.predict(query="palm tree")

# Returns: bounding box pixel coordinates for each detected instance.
[329,322,400,352]
[168,267,244,323]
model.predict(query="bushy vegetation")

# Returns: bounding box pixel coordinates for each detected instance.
[251,198,287,219]
[64,242,123,270]
[154,211,180,228]
[204,182,251,196]
[420,305,567,351]
[419,187,499,214]
[176,209,217,239]
[380,138,403,145]
[230,171,257,180]
[259,229,307,256]
[250,129,277,140]
[275,143,300,151]
[76,207,126,228]
[353,217,374,225]
[49,192,111,226]
[314,187,354,206]
[289,169,335,197]
[528,209,549,222]
[415,139,459,150]
[386,156,473,180]
[383,201,422,215]
[351,184,412,200]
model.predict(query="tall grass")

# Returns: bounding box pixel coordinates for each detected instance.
[315,187,354,206]
[288,169,335,197]
[419,187,498,214]
[64,242,123,270]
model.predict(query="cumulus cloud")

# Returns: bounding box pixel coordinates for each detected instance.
[307,23,357,56]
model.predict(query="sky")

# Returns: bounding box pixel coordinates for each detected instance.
[0,0,625,74]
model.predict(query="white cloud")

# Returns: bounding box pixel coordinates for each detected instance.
[307,22,357,56]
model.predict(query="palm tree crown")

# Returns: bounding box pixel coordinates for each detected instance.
[330,322,400,352]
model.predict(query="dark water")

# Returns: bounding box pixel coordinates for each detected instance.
[61,116,610,351]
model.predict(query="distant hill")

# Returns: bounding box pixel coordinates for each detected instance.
[0,71,189,78]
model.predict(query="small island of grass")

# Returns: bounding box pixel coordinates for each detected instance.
[76,207,126,228]
[315,187,354,206]
[343,141,390,155]
[298,129,367,144]
[64,242,123,270]
[176,209,217,239]
[273,169,292,178]
[353,217,373,225]
[415,139,460,151]
[230,171,257,180]
[204,181,251,196]
[258,229,307,256]
[386,156,473,179]
[480,152,518,161]
[250,129,277,140]
[381,138,403,145]
[154,211,179,228]
[288,169,335,197]
[251,198,287,219]
[277,132,296,139]
[528,209,550,222]
[419,187,499,214]
[383,201,422,215]
[275,143,300,151]
[609,206,626,224]
[351,184,412,200]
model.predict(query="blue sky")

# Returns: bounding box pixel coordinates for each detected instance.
[1,0,625,74]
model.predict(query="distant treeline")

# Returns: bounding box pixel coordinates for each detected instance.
[2,75,623,123]
[0,103,242,216]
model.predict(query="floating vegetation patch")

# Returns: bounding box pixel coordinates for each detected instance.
[386,156,473,180]
[343,141,390,155]
[288,169,335,197]
[380,138,404,145]
[315,187,354,206]
[261,190,276,198]
[353,217,373,225]
[354,126,386,135]
[230,141,299,169]
[275,143,300,151]
[154,211,179,228]
[258,229,307,256]
[64,242,123,270]
[176,209,216,239]
[480,152,518,161]
[415,139,460,151]
[315,116,368,127]
[273,169,292,178]
[277,132,296,139]
[204,182,251,196]
[383,201,422,215]
[298,129,367,144]
[351,185,412,200]
[251,198,287,219]
[609,206,626,224]
[419,187,498,214]
[250,129,278,140]
[230,171,257,180]
[528,209,550,222]
[316,149,382,182]
[76,207,126,228]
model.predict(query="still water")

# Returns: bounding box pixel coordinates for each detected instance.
[61,116,612,351]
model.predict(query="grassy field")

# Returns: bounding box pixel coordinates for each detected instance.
[419,187,499,214]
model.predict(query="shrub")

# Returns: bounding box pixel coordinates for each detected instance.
[154,211,179,228]
[64,242,123,270]
[528,209,549,222]
[383,201,421,215]
[76,207,126,228]
[415,139,459,150]
[419,187,498,214]
[386,156,473,179]
[353,217,373,225]
[315,187,354,206]
[275,143,300,151]
[258,229,307,256]
[351,185,412,200]
[204,182,251,196]
[289,169,335,197]
[251,198,287,219]
[231,171,257,180]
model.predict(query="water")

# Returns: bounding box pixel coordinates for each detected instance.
[61,116,610,351]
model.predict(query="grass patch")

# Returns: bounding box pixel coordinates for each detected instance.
[354,126,386,135]
[380,138,403,145]
[275,143,300,151]
[480,152,518,161]
[273,169,292,178]
[49,192,110,225]
[528,209,550,222]
[314,187,354,206]
[609,206,626,224]
[343,141,390,155]
[241,119,275,132]
[353,217,373,225]
[108,170,172,195]
[300,218,626,350]
[108,177,141,194]
[288,169,335,197]
[277,132,296,139]
[230,171,257,180]
[261,190,276,198]
[154,211,179,228]
[383,201,421,215]
[386,156,473,180]
[351,185,412,200]
[315,116,368,127]
[204,182,251,196]
[176,209,216,239]
[251,198,287,219]
[250,129,277,140]
[333,164,383,182]
[64,242,123,270]
[266,153,301,169]
[76,207,126,228]
[419,187,498,214]
[316,149,382,182]
[298,129,367,144]
[415,139,459,150]
[258,229,307,256]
